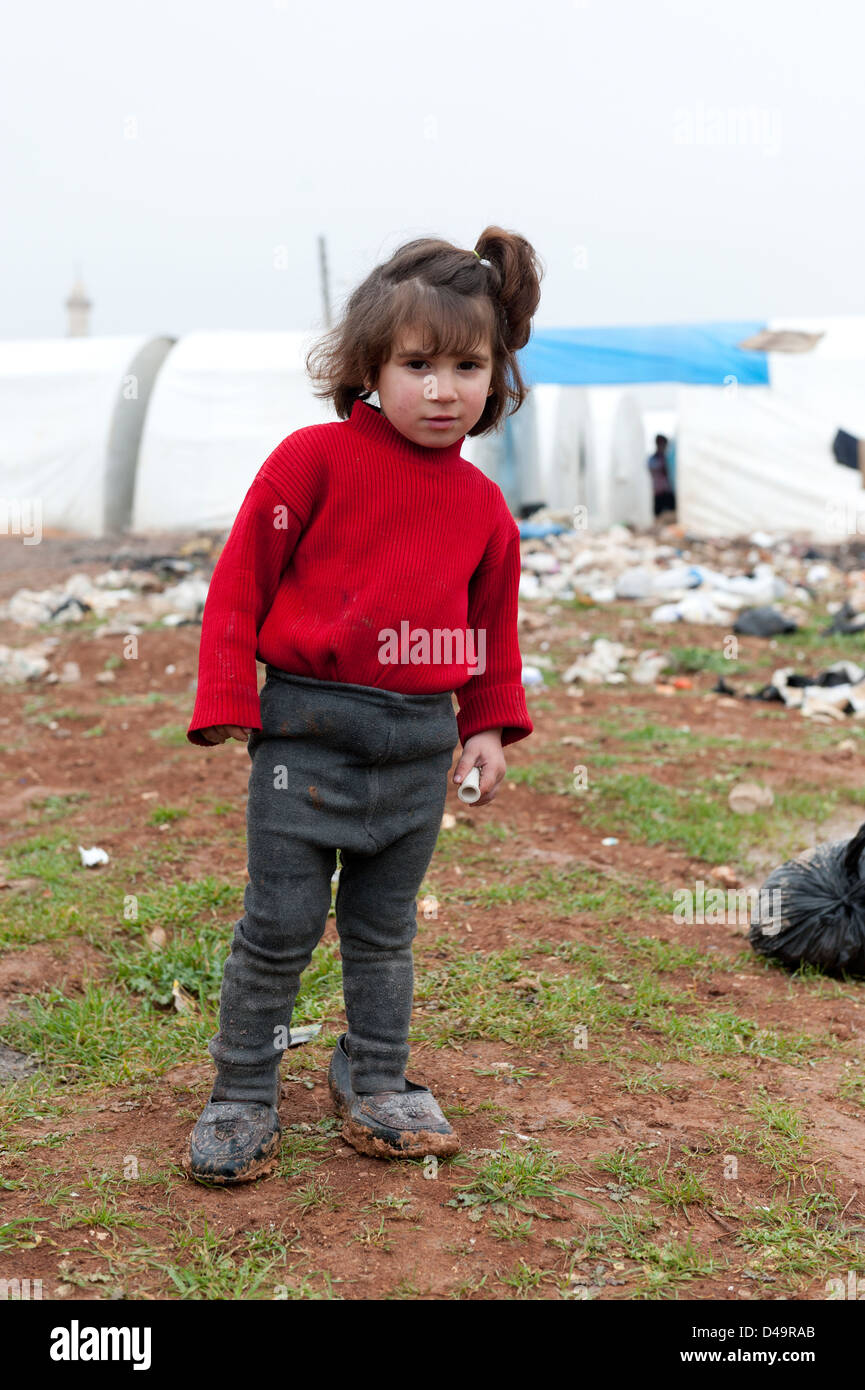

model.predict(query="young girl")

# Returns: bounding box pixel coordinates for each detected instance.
[183,226,543,1182]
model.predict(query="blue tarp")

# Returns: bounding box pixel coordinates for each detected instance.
[518,322,770,387]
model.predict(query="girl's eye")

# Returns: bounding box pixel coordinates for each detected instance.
[405,360,479,370]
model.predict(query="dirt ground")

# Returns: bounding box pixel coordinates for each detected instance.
[2,526,865,1301]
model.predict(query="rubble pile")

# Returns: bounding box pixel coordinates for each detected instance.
[0,522,863,721]
[516,519,863,630]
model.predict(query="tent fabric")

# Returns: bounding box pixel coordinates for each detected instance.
[676,384,865,539]
[767,315,865,438]
[473,385,651,527]
[585,388,654,529]
[519,322,770,387]
[132,332,337,534]
[531,384,591,514]
[0,335,172,536]
[460,393,543,513]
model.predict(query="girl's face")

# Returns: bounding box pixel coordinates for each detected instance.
[369,323,494,448]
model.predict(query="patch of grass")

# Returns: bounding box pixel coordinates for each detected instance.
[568,1206,724,1298]
[661,1007,828,1066]
[666,646,746,676]
[503,762,569,795]
[288,1175,341,1216]
[838,1063,865,1108]
[577,771,839,865]
[448,1141,580,1219]
[103,691,172,706]
[26,791,91,822]
[488,1212,534,1242]
[149,724,191,747]
[452,864,676,922]
[382,1274,424,1299]
[731,1191,865,1284]
[0,982,215,1087]
[147,805,189,825]
[277,1119,341,1180]
[135,1217,313,1298]
[593,1146,654,1188]
[495,1259,555,1297]
[353,1217,394,1251]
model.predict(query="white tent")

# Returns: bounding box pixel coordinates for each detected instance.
[461,389,542,513]
[674,316,865,538]
[583,388,653,529]
[132,332,337,534]
[530,384,590,516]
[497,384,651,529]
[676,383,865,539]
[767,315,865,438]
[0,335,174,536]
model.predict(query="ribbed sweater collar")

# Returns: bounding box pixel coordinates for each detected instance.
[347,399,467,466]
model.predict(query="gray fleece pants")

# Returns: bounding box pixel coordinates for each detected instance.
[208,666,459,1104]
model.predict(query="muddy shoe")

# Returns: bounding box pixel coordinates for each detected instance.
[183,1099,281,1185]
[328,1033,460,1160]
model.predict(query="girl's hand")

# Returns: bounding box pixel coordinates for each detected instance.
[453,729,505,807]
[199,724,253,745]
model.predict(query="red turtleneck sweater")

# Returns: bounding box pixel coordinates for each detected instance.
[186,399,533,749]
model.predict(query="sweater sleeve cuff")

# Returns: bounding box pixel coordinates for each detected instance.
[455,682,533,749]
[186,684,263,747]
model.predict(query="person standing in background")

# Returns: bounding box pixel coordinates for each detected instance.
[648,433,676,517]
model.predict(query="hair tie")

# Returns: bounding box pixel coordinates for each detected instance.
[472,249,491,267]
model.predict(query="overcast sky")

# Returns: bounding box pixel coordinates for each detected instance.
[2,0,861,340]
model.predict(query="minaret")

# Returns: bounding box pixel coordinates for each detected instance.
[65,271,92,336]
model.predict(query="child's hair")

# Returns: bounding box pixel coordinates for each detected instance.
[305,226,544,436]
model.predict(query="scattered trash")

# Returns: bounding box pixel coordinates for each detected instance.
[630,651,668,685]
[725,660,865,721]
[749,822,865,975]
[601,837,619,846]
[711,865,741,888]
[146,926,167,950]
[712,676,737,696]
[0,641,55,683]
[1,569,208,632]
[823,602,865,635]
[171,979,200,1015]
[1,524,861,712]
[733,606,798,637]
[563,638,627,685]
[517,521,569,539]
[78,845,109,867]
[288,1024,322,1047]
[728,783,775,815]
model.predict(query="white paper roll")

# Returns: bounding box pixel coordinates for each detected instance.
[457,766,482,804]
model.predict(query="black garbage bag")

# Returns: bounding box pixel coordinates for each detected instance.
[833,427,861,472]
[733,606,798,637]
[711,676,737,696]
[746,681,785,702]
[823,602,865,636]
[749,822,865,975]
